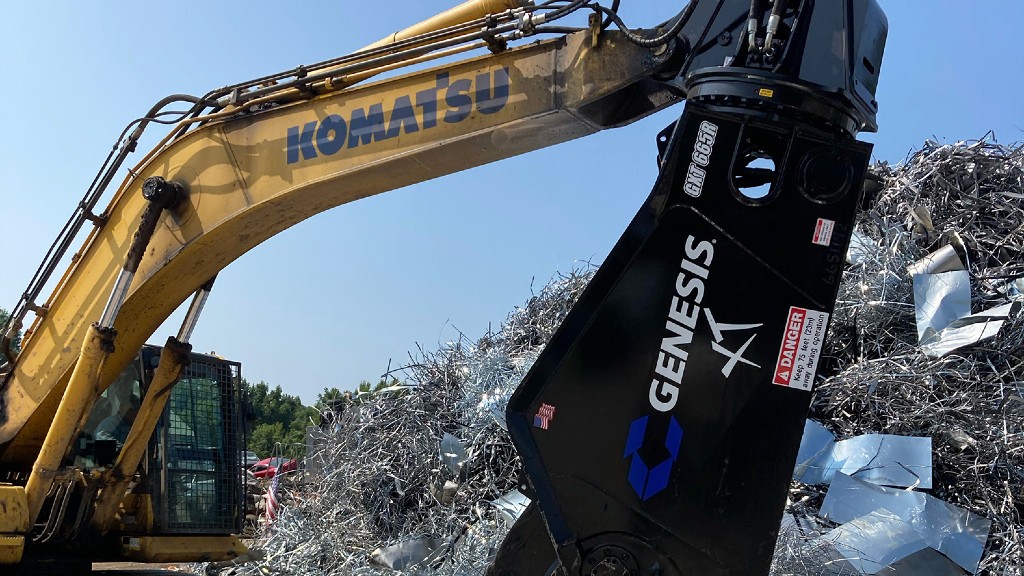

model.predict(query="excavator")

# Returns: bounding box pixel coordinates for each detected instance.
[0,0,886,573]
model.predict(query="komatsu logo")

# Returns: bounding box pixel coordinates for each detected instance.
[286,68,510,164]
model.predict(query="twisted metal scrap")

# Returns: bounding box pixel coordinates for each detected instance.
[213,270,592,576]
[214,139,1023,576]
[777,139,1024,576]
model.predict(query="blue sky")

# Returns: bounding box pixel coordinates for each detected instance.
[1,2,1022,404]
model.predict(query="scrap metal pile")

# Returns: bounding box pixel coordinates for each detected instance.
[788,138,1024,575]
[220,270,590,575]
[220,139,1023,576]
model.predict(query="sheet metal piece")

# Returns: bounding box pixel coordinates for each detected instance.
[795,421,932,488]
[830,434,932,488]
[824,510,971,575]
[906,244,964,277]
[908,245,1021,357]
[370,537,445,570]
[440,433,469,475]
[824,508,929,574]
[794,420,836,484]
[909,246,970,344]
[921,301,1021,357]
[489,489,531,528]
[912,271,971,344]
[820,473,990,573]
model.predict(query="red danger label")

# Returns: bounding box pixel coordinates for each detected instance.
[812,218,835,246]
[773,306,829,391]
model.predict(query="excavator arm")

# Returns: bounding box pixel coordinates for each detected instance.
[0,0,886,571]
[0,6,678,465]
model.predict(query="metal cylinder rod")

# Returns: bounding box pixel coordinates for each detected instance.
[362,0,532,51]
[97,177,184,329]
[177,276,216,343]
[97,271,136,330]
[93,273,210,532]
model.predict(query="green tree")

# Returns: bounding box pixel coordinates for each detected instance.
[241,378,401,459]
[242,379,317,458]
[357,378,399,394]
[316,386,348,408]
[0,308,22,366]
[248,422,284,458]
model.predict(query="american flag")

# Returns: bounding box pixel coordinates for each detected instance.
[533,403,556,430]
[265,474,281,525]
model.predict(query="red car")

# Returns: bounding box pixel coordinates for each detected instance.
[249,457,298,479]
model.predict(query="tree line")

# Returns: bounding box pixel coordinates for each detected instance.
[243,378,395,459]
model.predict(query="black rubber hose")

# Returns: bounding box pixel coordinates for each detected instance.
[600,0,620,30]
[597,1,697,48]
[544,0,589,22]
[0,94,208,370]
[748,0,761,50]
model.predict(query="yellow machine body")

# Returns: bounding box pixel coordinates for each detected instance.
[0,0,676,566]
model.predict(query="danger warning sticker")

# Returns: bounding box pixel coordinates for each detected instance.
[812,218,835,246]
[773,307,830,391]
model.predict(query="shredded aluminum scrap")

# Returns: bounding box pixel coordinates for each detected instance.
[210,271,591,576]
[209,138,1023,576]
[784,138,1024,575]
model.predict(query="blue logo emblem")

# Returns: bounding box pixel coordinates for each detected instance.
[286,68,510,165]
[623,415,683,500]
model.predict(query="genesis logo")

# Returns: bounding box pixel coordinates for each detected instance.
[621,232,764,500]
[623,415,683,501]
[621,234,712,501]
[620,232,764,500]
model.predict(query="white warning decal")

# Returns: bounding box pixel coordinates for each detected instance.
[772,307,829,391]
[812,218,835,246]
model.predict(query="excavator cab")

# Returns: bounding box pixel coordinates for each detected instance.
[66,347,245,540]
[74,366,142,469]
[144,346,245,535]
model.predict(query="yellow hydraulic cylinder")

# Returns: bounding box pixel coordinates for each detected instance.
[363,0,531,51]
[91,337,191,533]
[24,324,114,524]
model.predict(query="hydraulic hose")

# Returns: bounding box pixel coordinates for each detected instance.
[597,1,697,48]
[764,0,786,52]
[1,95,206,373]
[600,0,620,30]
[748,0,761,51]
